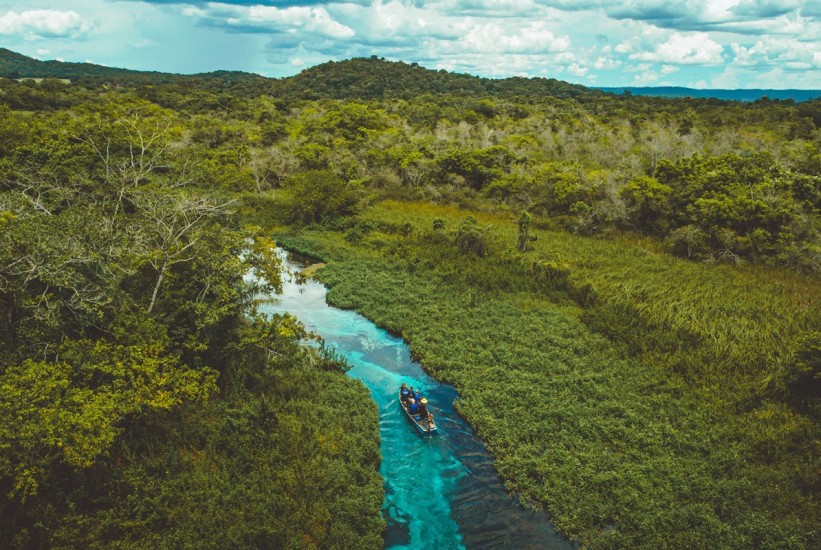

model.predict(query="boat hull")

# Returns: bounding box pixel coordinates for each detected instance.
[399,392,437,435]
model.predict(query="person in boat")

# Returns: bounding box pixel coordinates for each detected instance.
[400,383,411,404]
[413,388,422,402]
[418,397,433,429]
[408,397,419,414]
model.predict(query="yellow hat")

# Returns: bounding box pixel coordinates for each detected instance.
[420,398,428,404]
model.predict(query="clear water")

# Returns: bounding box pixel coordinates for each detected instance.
[260,252,573,549]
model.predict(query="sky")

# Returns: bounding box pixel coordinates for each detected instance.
[1,1,819,89]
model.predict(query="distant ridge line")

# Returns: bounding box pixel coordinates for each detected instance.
[2,47,819,103]
[596,86,821,102]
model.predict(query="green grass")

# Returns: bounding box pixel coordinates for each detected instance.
[275,200,819,549]
[366,201,819,384]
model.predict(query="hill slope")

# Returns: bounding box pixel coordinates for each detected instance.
[0,47,267,86]
[272,56,596,100]
[5,48,820,103]
[0,49,596,101]
[5,48,821,103]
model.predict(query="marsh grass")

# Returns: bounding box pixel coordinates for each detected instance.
[275,200,819,548]
[366,201,819,386]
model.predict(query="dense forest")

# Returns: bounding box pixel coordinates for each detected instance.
[0,50,818,548]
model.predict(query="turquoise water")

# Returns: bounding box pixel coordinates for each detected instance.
[261,252,572,549]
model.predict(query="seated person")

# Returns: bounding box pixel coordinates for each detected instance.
[408,398,419,414]
[418,398,432,427]
[400,383,411,403]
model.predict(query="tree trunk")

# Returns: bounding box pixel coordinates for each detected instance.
[147,260,167,314]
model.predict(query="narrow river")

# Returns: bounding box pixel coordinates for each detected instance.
[261,251,572,550]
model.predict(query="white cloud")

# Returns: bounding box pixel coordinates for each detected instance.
[633,69,659,84]
[458,20,570,53]
[716,10,812,36]
[184,3,354,39]
[245,6,354,39]
[603,0,729,28]
[730,37,821,69]
[711,58,821,89]
[625,62,652,72]
[631,31,723,64]
[593,55,621,69]
[567,62,588,76]
[425,50,568,78]
[0,0,817,88]
[0,9,92,39]
[554,51,578,63]
[331,0,460,48]
[596,0,817,38]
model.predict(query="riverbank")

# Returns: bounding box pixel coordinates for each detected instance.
[274,200,819,549]
[300,262,326,278]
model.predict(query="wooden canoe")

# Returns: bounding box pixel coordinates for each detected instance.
[399,391,437,435]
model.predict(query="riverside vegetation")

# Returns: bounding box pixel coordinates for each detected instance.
[0,51,818,548]
[275,200,818,548]
[0,70,385,547]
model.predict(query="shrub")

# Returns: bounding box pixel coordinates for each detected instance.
[280,170,363,225]
[455,215,493,256]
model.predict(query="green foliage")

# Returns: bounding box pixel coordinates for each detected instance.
[516,210,532,252]
[0,341,217,496]
[243,231,284,295]
[280,170,363,225]
[619,175,672,233]
[778,331,821,409]
[455,215,493,256]
[653,153,819,269]
[1,58,817,269]
[437,145,515,190]
[274,57,595,101]
[282,200,819,549]
[1,315,384,549]
[0,100,384,548]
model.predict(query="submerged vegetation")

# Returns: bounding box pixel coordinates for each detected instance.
[0,51,818,548]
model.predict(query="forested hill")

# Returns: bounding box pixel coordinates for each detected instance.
[4,48,819,104]
[0,47,267,87]
[0,48,594,101]
[271,57,596,100]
